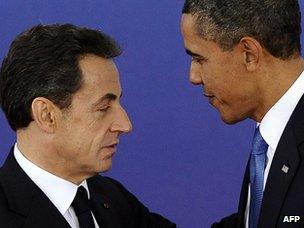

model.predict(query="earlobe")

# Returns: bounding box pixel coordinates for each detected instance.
[31,97,57,133]
[239,37,262,72]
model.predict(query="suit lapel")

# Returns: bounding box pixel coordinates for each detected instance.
[88,177,121,228]
[259,95,304,227]
[0,150,70,228]
[23,193,71,228]
[259,125,300,227]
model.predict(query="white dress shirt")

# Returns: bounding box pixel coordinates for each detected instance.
[14,144,100,228]
[244,70,304,227]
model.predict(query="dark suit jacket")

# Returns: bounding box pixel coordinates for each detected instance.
[212,94,304,228]
[0,149,176,228]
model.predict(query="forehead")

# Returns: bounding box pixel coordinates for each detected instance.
[79,55,119,85]
[181,14,198,41]
[181,14,227,57]
[75,55,121,101]
[79,55,120,93]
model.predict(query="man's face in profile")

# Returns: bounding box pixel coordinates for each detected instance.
[181,14,261,124]
[53,55,132,179]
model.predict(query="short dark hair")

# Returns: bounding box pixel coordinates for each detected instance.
[182,0,301,59]
[0,24,122,131]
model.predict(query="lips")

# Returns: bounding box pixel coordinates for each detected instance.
[102,141,119,149]
[203,93,214,98]
[202,92,216,106]
[101,142,118,159]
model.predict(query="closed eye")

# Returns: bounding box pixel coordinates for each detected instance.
[192,57,208,64]
[99,105,111,112]
[186,49,208,64]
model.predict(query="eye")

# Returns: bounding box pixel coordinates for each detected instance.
[192,57,208,65]
[99,105,110,112]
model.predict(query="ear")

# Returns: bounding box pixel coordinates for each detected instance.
[31,97,59,133]
[238,37,262,71]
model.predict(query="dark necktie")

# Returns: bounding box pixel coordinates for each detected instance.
[72,186,95,228]
[249,127,268,228]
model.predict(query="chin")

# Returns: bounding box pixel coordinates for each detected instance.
[218,105,249,125]
[98,161,112,173]
[220,113,244,125]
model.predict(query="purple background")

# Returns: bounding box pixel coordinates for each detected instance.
[0,1,303,227]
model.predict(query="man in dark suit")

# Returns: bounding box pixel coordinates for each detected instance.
[180,0,304,227]
[0,24,176,228]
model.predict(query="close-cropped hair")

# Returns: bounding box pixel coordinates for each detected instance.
[182,0,301,59]
[0,24,122,131]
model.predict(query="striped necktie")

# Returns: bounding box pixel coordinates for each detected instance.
[249,127,268,228]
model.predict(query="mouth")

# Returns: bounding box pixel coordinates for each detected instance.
[101,141,119,156]
[203,93,216,105]
[203,93,214,98]
[103,140,119,148]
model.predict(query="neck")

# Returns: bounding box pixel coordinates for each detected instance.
[253,56,304,122]
[16,130,88,185]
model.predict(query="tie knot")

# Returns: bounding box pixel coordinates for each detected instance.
[72,186,91,216]
[251,127,268,155]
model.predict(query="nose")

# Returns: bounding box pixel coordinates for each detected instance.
[110,105,132,134]
[189,62,203,85]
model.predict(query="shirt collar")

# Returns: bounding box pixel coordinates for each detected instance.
[13,144,90,215]
[259,70,304,152]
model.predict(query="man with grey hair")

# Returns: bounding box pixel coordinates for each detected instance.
[181,0,304,227]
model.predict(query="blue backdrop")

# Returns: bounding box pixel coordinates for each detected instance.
[0,1,303,227]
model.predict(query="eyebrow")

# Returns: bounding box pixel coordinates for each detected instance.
[93,92,122,106]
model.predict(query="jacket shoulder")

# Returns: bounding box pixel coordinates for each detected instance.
[0,180,24,226]
[88,175,176,228]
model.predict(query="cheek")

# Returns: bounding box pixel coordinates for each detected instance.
[86,125,110,151]
[213,66,247,98]
[69,114,113,152]
[219,83,256,113]
[58,127,98,157]
[203,62,227,84]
